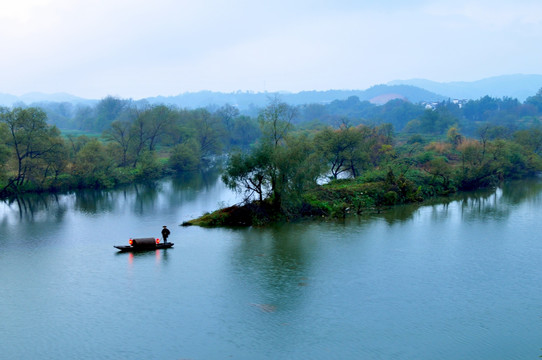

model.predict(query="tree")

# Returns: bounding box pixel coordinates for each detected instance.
[128,106,174,168]
[216,103,240,136]
[103,120,135,166]
[513,128,542,155]
[258,98,297,208]
[138,105,176,151]
[191,109,224,160]
[229,116,261,149]
[456,139,504,190]
[222,144,271,202]
[377,123,394,145]
[73,104,96,131]
[222,133,321,209]
[223,98,314,211]
[525,88,542,113]
[419,108,457,135]
[273,133,322,209]
[258,96,297,147]
[0,122,11,184]
[29,130,69,188]
[447,126,463,148]
[73,139,115,187]
[424,156,454,192]
[168,139,202,172]
[314,125,366,179]
[0,107,65,194]
[94,96,130,131]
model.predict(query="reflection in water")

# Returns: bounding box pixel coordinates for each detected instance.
[379,203,420,225]
[501,177,542,204]
[0,169,226,222]
[132,182,160,216]
[117,248,171,267]
[171,168,221,192]
[75,182,162,215]
[5,173,540,228]
[231,225,312,312]
[459,190,510,222]
[74,189,117,214]
[1,193,68,223]
[365,180,535,226]
[2,175,542,360]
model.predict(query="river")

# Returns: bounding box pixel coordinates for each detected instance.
[1,171,542,359]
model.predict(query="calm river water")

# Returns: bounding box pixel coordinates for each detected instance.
[1,172,542,359]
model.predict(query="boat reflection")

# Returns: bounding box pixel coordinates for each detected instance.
[115,248,171,266]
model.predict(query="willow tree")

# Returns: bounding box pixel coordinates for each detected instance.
[223,98,321,212]
[222,143,271,202]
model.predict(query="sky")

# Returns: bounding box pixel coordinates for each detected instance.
[1,0,541,99]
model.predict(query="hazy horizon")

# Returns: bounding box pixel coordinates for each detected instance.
[2,0,541,99]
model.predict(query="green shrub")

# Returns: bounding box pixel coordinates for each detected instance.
[384,190,399,205]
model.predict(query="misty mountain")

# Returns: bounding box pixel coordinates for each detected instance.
[0,93,20,106]
[0,86,443,110]
[2,74,542,110]
[144,85,444,110]
[388,74,542,101]
[0,92,94,107]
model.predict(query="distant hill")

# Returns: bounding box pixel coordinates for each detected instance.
[0,93,19,106]
[388,74,542,101]
[2,74,541,110]
[144,85,444,110]
[0,92,94,107]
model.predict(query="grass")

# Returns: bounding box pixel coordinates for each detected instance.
[60,129,101,138]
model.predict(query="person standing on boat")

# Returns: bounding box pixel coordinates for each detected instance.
[161,225,171,243]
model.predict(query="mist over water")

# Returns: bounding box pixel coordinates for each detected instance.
[1,174,542,359]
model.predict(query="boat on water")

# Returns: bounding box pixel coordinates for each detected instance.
[114,237,174,252]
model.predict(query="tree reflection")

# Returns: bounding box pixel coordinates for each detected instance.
[74,189,116,214]
[364,181,540,226]
[458,190,510,222]
[229,224,313,312]
[500,177,542,205]
[132,182,160,215]
[1,193,68,223]
[171,169,221,192]
[378,203,420,225]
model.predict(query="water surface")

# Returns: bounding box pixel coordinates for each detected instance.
[1,174,542,359]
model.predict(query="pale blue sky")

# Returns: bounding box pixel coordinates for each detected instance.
[1,0,541,99]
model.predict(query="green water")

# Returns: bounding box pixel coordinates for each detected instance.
[1,173,542,359]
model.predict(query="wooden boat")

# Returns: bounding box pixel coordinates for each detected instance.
[114,237,174,252]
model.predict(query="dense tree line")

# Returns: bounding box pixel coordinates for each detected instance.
[294,89,542,136]
[0,103,260,197]
[215,96,542,225]
[29,87,542,139]
[3,88,542,203]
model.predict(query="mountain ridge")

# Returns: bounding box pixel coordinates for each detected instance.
[1,74,541,109]
[387,74,542,101]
